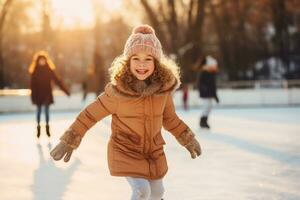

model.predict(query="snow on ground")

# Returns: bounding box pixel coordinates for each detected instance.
[0,107,300,200]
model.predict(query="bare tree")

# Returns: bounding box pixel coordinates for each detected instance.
[91,0,106,95]
[41,0,52,50]
[93,17,106,95]
[140,0,207,83]
[0,0,13,88]
[271,0,291,74]
[208,0,269,80]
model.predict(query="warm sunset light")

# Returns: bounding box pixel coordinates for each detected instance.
[0,0,300,199]
[51,0,122,28]
[51,0,94,28]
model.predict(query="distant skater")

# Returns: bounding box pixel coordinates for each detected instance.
[197,55,219,129]
[182,84,189,110]
[29,51,70,138]
[81,79,88,101]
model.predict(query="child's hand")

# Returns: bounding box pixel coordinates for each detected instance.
[176,128,201,159]
[50,128,83,162]
[50,142,73,162]
[185,138,201,159]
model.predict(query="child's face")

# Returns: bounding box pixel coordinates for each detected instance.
[129,52,155,80]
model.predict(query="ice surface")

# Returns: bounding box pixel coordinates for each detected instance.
[0,108,299,200]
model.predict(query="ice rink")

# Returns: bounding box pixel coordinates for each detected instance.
[0,107,300,200]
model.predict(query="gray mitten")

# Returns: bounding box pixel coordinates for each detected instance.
[50,129,82,162]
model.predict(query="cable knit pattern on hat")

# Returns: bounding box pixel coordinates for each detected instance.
[123,24,162,61]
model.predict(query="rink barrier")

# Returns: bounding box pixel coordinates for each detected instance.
[0,87,300,113]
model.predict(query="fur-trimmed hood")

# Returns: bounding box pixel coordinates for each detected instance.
[109,56,181,97]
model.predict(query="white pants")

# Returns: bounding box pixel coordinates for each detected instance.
[126,177,164,200]
[201,98,213,117]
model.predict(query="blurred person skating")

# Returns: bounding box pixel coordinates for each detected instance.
[50,24,201,200]
[81,79,88,101]
[197,55,219,129]
[182,84,189,110]
[29,51,70,138]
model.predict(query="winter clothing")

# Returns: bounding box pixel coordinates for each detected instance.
[198,71,218,101]
[30,54,70,139]
[200,98,212,128]
[51,128,82,162]
[124,24,162,61]
[46,124,51,137]
[51,55,201,180]
[197,55,219,129]
[201,98,213,117]
[126,177,164,200]
[37,105,49,124]
[36,125,41,138]
[206,55,218,67]
[176,128,201,158]
[30,65,69,106]
[200,116,210,129]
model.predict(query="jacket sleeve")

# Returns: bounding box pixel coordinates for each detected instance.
[51,70,70,95]
[30,74,36,102]
[69,84,118,137]
[163,92,189,138]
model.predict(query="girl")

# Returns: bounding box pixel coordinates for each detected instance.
[50,25,201,200]
[197,55,219,129]
[29,51,70,138]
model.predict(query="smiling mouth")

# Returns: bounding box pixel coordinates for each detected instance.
[136,69,148,75]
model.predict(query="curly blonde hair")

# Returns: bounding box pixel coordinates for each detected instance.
[109,54,181,86]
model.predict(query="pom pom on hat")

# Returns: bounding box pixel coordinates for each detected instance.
[132,24,155,35]
[124,24,162,60]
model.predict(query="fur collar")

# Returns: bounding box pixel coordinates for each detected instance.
[110,60,181,97]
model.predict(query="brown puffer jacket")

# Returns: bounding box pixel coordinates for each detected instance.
[68,61,194,180]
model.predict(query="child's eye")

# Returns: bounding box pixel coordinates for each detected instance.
[146,58,153,61]
[132,57,139,60]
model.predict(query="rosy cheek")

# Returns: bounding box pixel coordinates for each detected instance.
[129,65,135,73]
[132,60,140,67]
[130,61,136,68]
[149,64,154,71]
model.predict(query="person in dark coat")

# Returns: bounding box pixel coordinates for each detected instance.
[29,51,70,138]
[197,55,219,129]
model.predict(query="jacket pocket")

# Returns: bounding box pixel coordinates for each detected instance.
[113,131,141,146]
[112,131,143,157]
[153,133,166,146]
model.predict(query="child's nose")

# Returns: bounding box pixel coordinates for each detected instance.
[139,62,146,67]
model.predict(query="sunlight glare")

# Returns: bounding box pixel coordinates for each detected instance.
[51,0,94,28]
[51,0,122,28]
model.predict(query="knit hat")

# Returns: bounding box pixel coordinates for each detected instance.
[123,24,162,61]
[203,55,218,72]
[206,55,218,66]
